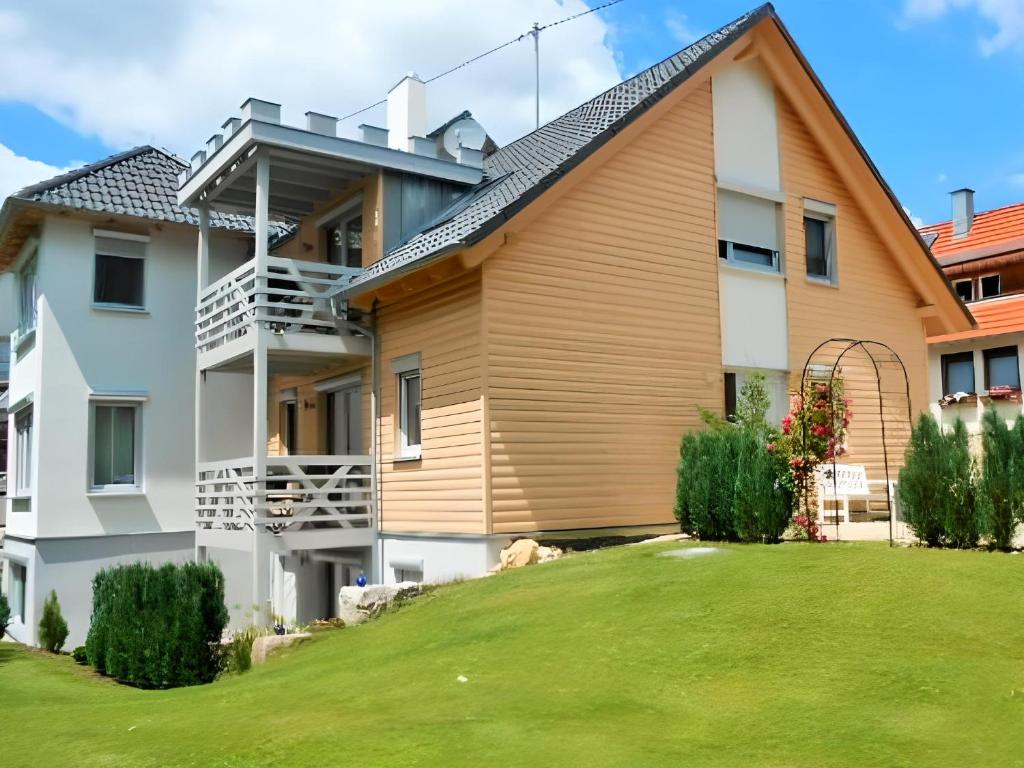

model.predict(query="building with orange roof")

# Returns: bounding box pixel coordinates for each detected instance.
[924,190,1024,435]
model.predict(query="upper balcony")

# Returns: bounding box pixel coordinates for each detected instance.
[195,254,371,373]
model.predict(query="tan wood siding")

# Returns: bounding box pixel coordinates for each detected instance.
[482,82,721,534]
[778,93,927,480]
[377,269,485,533]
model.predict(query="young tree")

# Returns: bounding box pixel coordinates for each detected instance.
[38,590,69,654]
[899,413,947,546]
[943,419,979,548]
[980,407,1020,549]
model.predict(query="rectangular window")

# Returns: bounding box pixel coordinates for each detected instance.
[14,406,32,495]
[94,234,146,309]
[322,201,364,269]
[717,190,781,273]
[18,252,37,333]
[941,351,976,396]
[983,346,1020,390]
[724,372,738,422]
[0,340,10,384]
[9,562,26,622]
[954,279,974,303]
[980,274,1001,299]
[724,370,789,428]
[91,402,141,489]
[398,370,422,457]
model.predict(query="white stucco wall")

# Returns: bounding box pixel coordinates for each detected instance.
[712,60,781,192]
[0,272,16,337]
[379,534,509,586]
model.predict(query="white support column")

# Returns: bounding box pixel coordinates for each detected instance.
[194,205,210,563]
[252,151,272,623]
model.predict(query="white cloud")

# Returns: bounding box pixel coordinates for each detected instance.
[902,0,1024,55]
[0,142,70,200]
[0,0,623,157]
[903,205,926,227]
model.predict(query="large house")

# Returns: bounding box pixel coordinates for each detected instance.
[178,4,971,624]
[0,148,269,646]
[923,192,1024,436]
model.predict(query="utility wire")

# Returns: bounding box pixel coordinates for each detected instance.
[337,0,627,123]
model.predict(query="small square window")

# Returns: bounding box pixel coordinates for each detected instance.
[94,234,146,309]
[980,274,1001,299]
[954,280,974,303]
[803,209,836,283]
[983,346,1019,390]
[941,351,975,396]
[91,402,141,489]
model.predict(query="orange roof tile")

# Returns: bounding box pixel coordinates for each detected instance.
[920,202,1024,260]
[929,293,1024,343]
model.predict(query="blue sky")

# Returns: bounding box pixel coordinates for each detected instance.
[1,0,1022,225]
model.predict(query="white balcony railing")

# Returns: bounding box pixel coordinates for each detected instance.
[196,455,374,541]
[196,256,363,355]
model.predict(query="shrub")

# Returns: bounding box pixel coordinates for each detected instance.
[220,626,269,675]
[86,561,229,688]
[39,590,69,653]
[979,407,1020,549]
[0,593,10,641]
[943,419,980,548]
[675,427,742,540]
[899,413,950,546]
[71,646,88,664]
[733,431,792,543]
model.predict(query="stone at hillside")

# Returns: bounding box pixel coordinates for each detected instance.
[251,632,311,665]
[337,581,420,626]
[537,545,562,563]
[500,538,539,569]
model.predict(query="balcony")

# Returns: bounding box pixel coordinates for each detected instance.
[196,455,375,551]
[195,255,371,372]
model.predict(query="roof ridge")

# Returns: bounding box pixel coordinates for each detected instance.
[12,145,175,199]
[920,200,1024,232]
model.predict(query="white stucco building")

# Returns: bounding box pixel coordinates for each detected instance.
[0,148,264,647]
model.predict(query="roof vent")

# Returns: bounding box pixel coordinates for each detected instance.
[240,98,281,125]
[951,188,975,238]
[359,124,389,147]
[305,111,337,137]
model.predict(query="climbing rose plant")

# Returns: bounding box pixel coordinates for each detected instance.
[769,379,852,541]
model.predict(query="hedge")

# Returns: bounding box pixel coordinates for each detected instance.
[85,561,229,688]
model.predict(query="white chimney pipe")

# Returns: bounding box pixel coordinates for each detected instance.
[387,73,427,152]
[951,188,975,238]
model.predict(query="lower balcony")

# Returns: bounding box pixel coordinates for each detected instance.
[196,455,375,551]
[195,255,370,373]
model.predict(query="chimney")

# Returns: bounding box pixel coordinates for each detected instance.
[951,188,975,238]
[386,73,427,152]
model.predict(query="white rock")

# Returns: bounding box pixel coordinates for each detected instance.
[251,632,312,665]
[337,581,421,626]
[499,539,539,569]
[630,533,691,546]
[536,545,562,563]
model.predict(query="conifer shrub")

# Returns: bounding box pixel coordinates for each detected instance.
[979,407,1020,549]
[675,427,742,540]
[38,590,69,653]
[733,430,792,543]
[899,413,950,546]
[85,561,229,688]
[943,419,980,548]
[0,593,10,641]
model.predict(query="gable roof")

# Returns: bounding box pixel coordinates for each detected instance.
[0,146,293,268]
[919,202,1024,265]
[928,293,1024,344]
[347,4,772,293]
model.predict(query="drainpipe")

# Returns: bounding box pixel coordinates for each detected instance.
[331,298,383,585]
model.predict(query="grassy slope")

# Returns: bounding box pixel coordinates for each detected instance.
[2,542,1023,767]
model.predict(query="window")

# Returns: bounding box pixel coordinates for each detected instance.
[0,341,9,384]
[941,351,976,396]
[323,204,363,269]
[717,189,781,273]
[325,385,362,455]
[399,371,422,456]
[280,398,298,456]
[91,402,141,490]
[983,346,1020,390]
[18,252,37,334]
[9,562,26,623]
[954,279,974,303]
[724,369,789,427]
[94,234,146,309]
[14,406,32,495]
[802,199,837,283]
[724,372,738,422]
[980,274,1001,299]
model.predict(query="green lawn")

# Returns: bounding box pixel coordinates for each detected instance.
[2,542,1023,767]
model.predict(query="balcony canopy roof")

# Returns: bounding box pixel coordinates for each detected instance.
[177,106,483,220]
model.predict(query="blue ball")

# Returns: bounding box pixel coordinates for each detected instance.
[356,574,368,587]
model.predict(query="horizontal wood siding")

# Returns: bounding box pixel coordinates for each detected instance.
[378,269,485,533]
[483,82,720,533]
[778,94,927,480]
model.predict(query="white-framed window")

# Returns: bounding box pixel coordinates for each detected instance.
[89,400,142,491]
[14,405,33,496]
[18,250,38,334]
[9,561,26,623]
[717,189,781,274]
[803,199,837,284]
[93,231,148,310]
[953,279,974,303]
[979,273,1001,299]
[391,353,422,459]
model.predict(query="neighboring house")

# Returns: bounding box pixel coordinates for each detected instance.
[0,147,267,647]
[178,3,970,625]
[923,192,1024,436]
[0,273,14,500]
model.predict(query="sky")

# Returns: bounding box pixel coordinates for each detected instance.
[0,0,1022,226]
